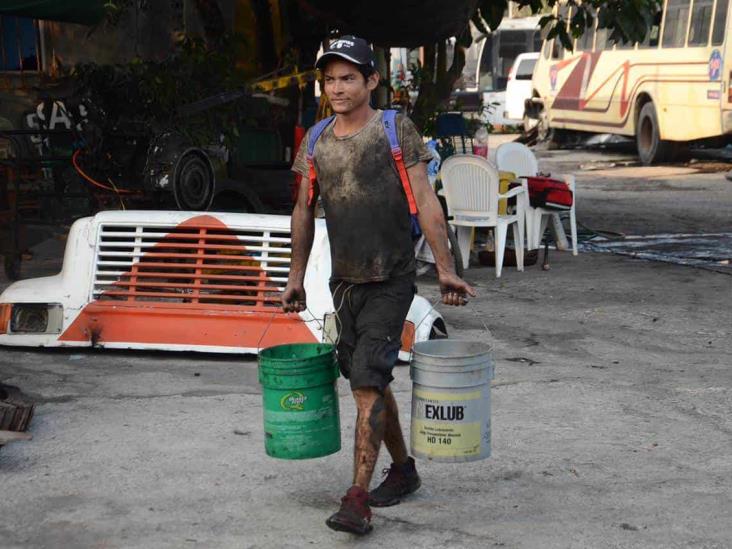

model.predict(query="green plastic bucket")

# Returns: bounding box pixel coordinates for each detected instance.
[258,343,341,460]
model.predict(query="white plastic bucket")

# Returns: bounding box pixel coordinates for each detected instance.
[410,340,494,462]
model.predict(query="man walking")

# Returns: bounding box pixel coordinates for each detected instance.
[283,36,475,535]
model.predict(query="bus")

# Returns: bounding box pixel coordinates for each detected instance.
[528,0,732,164]
[461,16,542,124]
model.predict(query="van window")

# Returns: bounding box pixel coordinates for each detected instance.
[0,16,39,72]
[662,0,692,47]
[688,0,714,45]
[711,0,729,44]
[514,58,537,80]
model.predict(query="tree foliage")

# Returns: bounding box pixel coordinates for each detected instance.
[475,0,663,52]
[411,0,662,130]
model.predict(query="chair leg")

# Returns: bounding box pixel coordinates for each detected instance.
[512,221,524,271]
[525,208,535,250]
[454,225,472,270]
[538,214,550,248]
[570,206,578,256]
[495,222,508,278]
[530,209,543,250]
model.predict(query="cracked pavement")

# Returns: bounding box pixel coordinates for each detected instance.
[1,140,732,548]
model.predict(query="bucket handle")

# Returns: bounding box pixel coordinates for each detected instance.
[410,295,493,361]
[257,306,330,354]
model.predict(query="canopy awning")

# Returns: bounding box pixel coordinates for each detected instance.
[300,0,480,47]
[0,1,106,26]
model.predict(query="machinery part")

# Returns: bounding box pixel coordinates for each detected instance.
[0,383,34,438]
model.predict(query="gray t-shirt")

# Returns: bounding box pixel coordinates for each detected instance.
[292,110,432,283]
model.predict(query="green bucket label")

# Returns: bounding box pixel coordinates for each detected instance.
[280,391,308,411]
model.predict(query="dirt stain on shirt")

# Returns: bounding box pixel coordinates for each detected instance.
[292,110,432,283]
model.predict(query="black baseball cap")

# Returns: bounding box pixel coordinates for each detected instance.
[315,35,375,70]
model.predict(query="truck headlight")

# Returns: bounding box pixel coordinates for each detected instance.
[8,304,63,334]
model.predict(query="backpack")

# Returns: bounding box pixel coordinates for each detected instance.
[305,109,422,239]
[522,176,573,210]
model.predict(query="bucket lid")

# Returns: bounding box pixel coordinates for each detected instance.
[413,340,491,358]
[411,340,492,373]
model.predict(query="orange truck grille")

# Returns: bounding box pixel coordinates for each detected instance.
[92,222,291,312]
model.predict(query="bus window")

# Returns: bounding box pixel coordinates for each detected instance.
[497,30,533,89]
[688,0,714,45]
[533,31,543,51]
[639,10,662,47]
[551,39,564,59]
[595,27,609,50]
[551,4,570,59]
[576,12,596,50]
[711,0,729,44]
[662,0,692,47]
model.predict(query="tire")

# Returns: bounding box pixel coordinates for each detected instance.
[636,102,677,165]
[173,152,215,211]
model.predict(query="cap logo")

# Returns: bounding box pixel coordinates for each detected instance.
[331,39,355,49]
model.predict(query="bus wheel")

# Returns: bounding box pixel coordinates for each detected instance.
[636,102,674,165]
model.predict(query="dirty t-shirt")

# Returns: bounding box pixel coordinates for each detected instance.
[292,110,432,283]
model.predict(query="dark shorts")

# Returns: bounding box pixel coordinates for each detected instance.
[330,273,416,392]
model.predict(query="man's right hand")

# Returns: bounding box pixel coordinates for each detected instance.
[281,284,307,313]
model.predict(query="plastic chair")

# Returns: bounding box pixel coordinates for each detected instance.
[495,142,577,255]
[440,154,526,278]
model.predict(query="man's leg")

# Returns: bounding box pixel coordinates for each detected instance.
[382,386,408,466]
[352,387,386,489]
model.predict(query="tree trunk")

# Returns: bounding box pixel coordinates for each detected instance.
[194,0,226,50]
[411,36,467,134]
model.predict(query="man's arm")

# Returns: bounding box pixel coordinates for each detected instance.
[282,176,317,312]
[408,162,476,306]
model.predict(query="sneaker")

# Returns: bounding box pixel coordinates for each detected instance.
[325,485,373,535]
[368,456,421,507]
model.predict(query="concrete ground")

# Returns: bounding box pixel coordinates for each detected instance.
[1,138,731,548]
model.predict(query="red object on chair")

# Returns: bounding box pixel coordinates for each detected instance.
[524,176,573,210]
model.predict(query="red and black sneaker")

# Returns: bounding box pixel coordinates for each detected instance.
[368,456,421,507]
[325,485,373,535]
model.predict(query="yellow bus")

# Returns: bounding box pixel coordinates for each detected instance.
[528,0,731,163]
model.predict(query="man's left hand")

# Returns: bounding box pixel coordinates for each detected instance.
[438,273,476,306]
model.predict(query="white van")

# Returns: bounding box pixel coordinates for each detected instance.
[504,52,539,123]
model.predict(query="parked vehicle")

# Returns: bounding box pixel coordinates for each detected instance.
[0,210,445,359]
[527,0,732,164]
[505,52,539,124]
[459,16,542,127]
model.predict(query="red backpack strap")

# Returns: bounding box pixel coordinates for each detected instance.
[382,109,418,215]
[306,115,336,206]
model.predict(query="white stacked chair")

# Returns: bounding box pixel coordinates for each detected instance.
[440,154,526,278]
[495,142,578,255]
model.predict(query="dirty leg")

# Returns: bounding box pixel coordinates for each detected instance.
[382,386,408,466]
[352,388,386,490]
